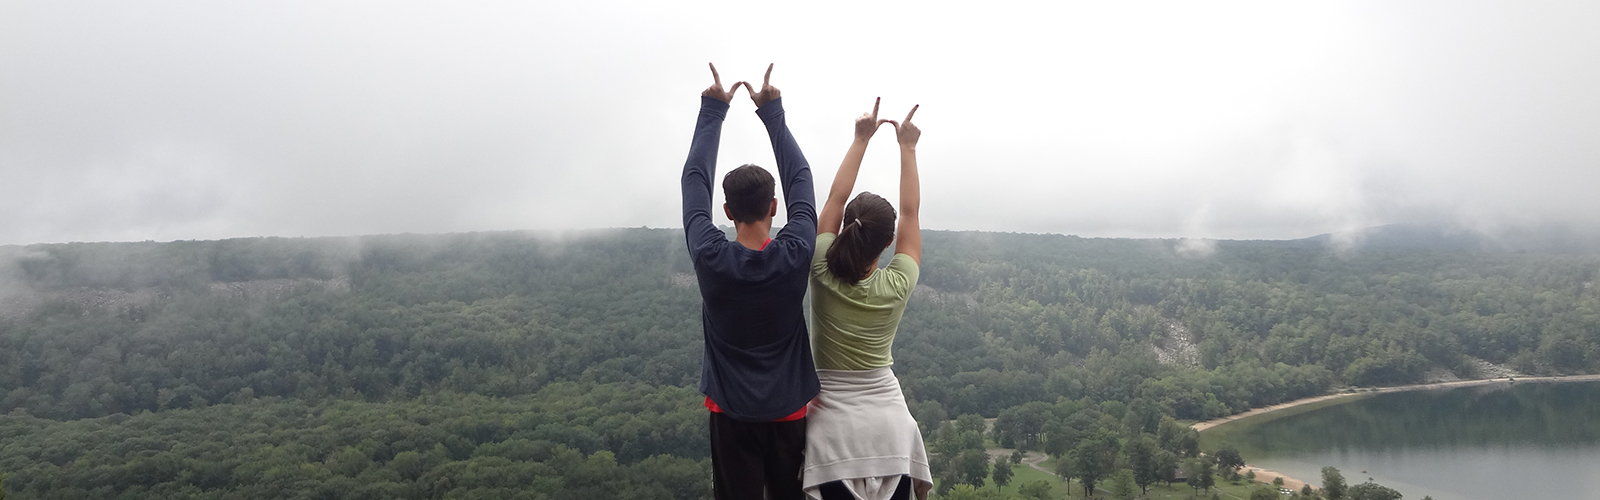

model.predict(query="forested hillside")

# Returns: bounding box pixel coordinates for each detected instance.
[1,229,1596,499]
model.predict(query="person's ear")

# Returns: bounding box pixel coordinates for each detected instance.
[768,199,777,217]
[723,204,734,221]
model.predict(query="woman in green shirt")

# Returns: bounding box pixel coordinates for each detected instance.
[800,99,929,500]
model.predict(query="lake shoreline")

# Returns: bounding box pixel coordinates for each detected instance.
[1191,373,1600,491]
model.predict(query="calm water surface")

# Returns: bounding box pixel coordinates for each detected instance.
[1215,381,1600,500]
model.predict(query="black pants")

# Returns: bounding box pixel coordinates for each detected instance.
[816,475,912,500]
[710,412,808,500]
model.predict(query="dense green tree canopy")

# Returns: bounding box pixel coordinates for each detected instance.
[1,229,1595,498]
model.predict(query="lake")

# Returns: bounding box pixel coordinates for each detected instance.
[1202,380,1600,500]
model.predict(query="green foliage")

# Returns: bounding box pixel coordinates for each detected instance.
[1322,466,1348,500]
[941,484,1004,500]
[1347,481,1403,500]
[1125,435,1159,494]
[908,399,947,438]
[1016,479,1052,500]
[0,391,711,499]
[2,229,1597,498]
[990,455,1012,490]
[1214,444,1244,473]
[1252,486,1281,500]
[958,449,991,489]
[1184,457,1215,495]
[1105,468,1137,500]
[1068,432,1120,497]
[956,414,987,434]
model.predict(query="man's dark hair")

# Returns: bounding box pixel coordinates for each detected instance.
[722,164,776,224]
[826,192,896,285]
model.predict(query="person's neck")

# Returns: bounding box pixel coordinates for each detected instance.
[734,220,773,250]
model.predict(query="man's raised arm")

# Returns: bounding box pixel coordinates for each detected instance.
[682,63,738,253]
[747,64,816,236]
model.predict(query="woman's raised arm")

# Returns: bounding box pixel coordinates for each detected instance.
[819,98,893,235]
[891,105,921,264]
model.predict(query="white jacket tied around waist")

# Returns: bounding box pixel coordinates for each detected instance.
[801,367,932,500]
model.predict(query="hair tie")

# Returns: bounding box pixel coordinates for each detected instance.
[852,218,862,227]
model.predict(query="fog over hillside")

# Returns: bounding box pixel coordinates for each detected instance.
[4,1,1600,245]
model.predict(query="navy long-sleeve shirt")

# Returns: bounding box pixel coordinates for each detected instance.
[681,96,819,422]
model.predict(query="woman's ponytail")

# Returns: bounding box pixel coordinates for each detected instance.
[826,192,897,285]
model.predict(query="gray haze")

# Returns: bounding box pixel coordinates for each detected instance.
[3,1,1598,245]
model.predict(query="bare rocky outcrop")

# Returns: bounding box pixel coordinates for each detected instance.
[0,287,166,319]
[1462,355,1526,379]
[207,277,349,300]
[1153,318,1200,368]
[1420,366,1463,384]
[667,273,696,288]
[912,284,977,310]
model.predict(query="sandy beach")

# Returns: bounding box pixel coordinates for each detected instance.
[1190,374,1600,490]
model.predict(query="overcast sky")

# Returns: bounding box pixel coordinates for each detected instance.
[2,1,1598,245]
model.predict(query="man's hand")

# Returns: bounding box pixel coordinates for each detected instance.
[701,63,739,103]
[743,63,781,108]
[891,104,920,149]
[855,97,894,143]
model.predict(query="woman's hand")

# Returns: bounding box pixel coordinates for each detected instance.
[892,105,920,149]
[854,97,893,143]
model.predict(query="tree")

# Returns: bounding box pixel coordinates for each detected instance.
[942,484,1004,500]
[993,404,1048,450]
[1176,430,1200,457]
[1184,457,1215,495]
[1010,450,1024,464]
[1155,449,1180,487]
[1106,469,1137,500]
[958,449,991,488]
[1126,435,1159,494]
[1054,447,1076,483]
[992,455,1013,491]
[1347,482,1402,500]
[1017,480,1053,500]
[1214,445,1245,475]
[956,414,987,434]
[1274,476,1286,488]
[1251,487,1280,500]
[1322,467,1347,500]
[1071,435,1118,497]
[1301,483,1316,498]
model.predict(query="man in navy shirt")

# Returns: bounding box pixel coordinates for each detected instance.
[682,63,819,500]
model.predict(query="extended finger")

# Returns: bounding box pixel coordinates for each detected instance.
[879,119,899,128]
[709,63,721,86]
[904,104,919,123]
[871,97,880,118]
[762,63,773,87]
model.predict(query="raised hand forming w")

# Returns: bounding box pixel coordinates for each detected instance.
[855,97,894,143]
[740,63,781,108]
[702,63,740,103]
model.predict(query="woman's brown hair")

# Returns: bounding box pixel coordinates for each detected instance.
[826,192,896,285]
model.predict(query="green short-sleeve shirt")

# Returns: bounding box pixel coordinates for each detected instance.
[809,232,920,370]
